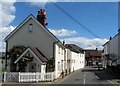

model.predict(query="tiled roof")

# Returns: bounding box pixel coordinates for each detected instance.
[65,44,84,53]
[85,50,102,57]
[30,47,48,62]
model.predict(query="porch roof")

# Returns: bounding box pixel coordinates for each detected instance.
[14,47,48,64]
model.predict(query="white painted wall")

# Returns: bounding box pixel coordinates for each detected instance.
[103,42,110,55]
[7,18,55,60]
[103,42,110,67]
[109,35,119,65]
[66,49,71,73]
[23,57,44,72]
[109,35,118,56]
[7,18,56,71]
[71,51,85,72]
[66,49,85,73]
[103,34,120,66]
[54,43,65,79]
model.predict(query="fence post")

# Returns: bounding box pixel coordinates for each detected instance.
[4,72,6,82]
[36,72,38,82]
[18,72,20,83]
[51,72,54,81]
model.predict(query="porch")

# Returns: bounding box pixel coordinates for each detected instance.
[13,47,48,73]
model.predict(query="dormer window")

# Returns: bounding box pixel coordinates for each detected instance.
[28,23,33,32]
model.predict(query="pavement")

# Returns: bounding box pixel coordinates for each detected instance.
[1,66,120,86]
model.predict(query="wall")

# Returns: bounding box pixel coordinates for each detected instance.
[110,35,119,66]
[71,51,85,72]
[25,57,42,72]
[8,18,55,60]
[66,49,85,73]
[65,49,71,74]
[103,42,110,55]
[54,43,65,79]
[109,35,118,56]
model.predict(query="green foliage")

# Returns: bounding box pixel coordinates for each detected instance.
[9,46,26,72]
[46,57,55,72]
[0,69,9,72]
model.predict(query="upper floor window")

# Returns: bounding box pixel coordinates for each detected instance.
[58,46,60,53]
[61,48,63,55]
[28,23,33,32]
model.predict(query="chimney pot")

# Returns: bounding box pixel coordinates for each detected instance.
[37,9,47,27]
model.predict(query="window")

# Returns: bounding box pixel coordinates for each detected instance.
[61,48,63,55]
[58,62,60,71]
[61,60,64,70]
[58,46,60,53]
[28,23,33,32]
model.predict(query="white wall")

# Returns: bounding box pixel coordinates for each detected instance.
[66,49,85,73]
[109,35,118,56]
[54,43,65,79]
[25,57,42,72]
[103,35,120,66]
[71,51,85,72]
[7,18,57,71]
[103,42,110,55]
[65,49,71,73]
[110,35,119,65]
[7,18,55,60]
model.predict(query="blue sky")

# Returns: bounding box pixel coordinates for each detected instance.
[11,2,118,38]
[0,1,119,51]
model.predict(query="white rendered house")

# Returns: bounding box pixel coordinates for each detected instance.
[103,29,120,67]
[4,9,65,79]
[65,44,85,73]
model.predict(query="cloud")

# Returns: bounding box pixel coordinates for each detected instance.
[25,0,119,8]
[0,1,16,26]
[0,26,15,38]
[49,28,108,49]
[0,1,16,52]
[49,28,77,37]
[0,26,15,52]
[62,37,108,49]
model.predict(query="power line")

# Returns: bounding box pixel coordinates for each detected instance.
[50,2,100,38]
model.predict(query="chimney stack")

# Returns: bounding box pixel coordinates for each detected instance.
[37,9,47,27]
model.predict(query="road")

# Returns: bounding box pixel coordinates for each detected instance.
[2,66,120,86]
[54,66,119,85]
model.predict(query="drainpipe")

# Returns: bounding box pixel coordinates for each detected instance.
[5,41,8,70]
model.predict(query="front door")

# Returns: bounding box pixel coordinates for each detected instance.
[29,63,36,72]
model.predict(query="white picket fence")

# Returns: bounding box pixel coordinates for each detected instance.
[0,72,55,82]
[0,72,3,82]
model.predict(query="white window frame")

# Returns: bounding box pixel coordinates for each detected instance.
[28,23,33,32]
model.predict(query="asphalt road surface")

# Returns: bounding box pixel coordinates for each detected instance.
[54,66,119,86]
[2,66,120,86]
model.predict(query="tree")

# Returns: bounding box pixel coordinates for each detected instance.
[46,57,55,72]
[108,53,120,66]
[9,46,26,72]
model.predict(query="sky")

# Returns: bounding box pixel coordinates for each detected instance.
[0,0,119,52]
